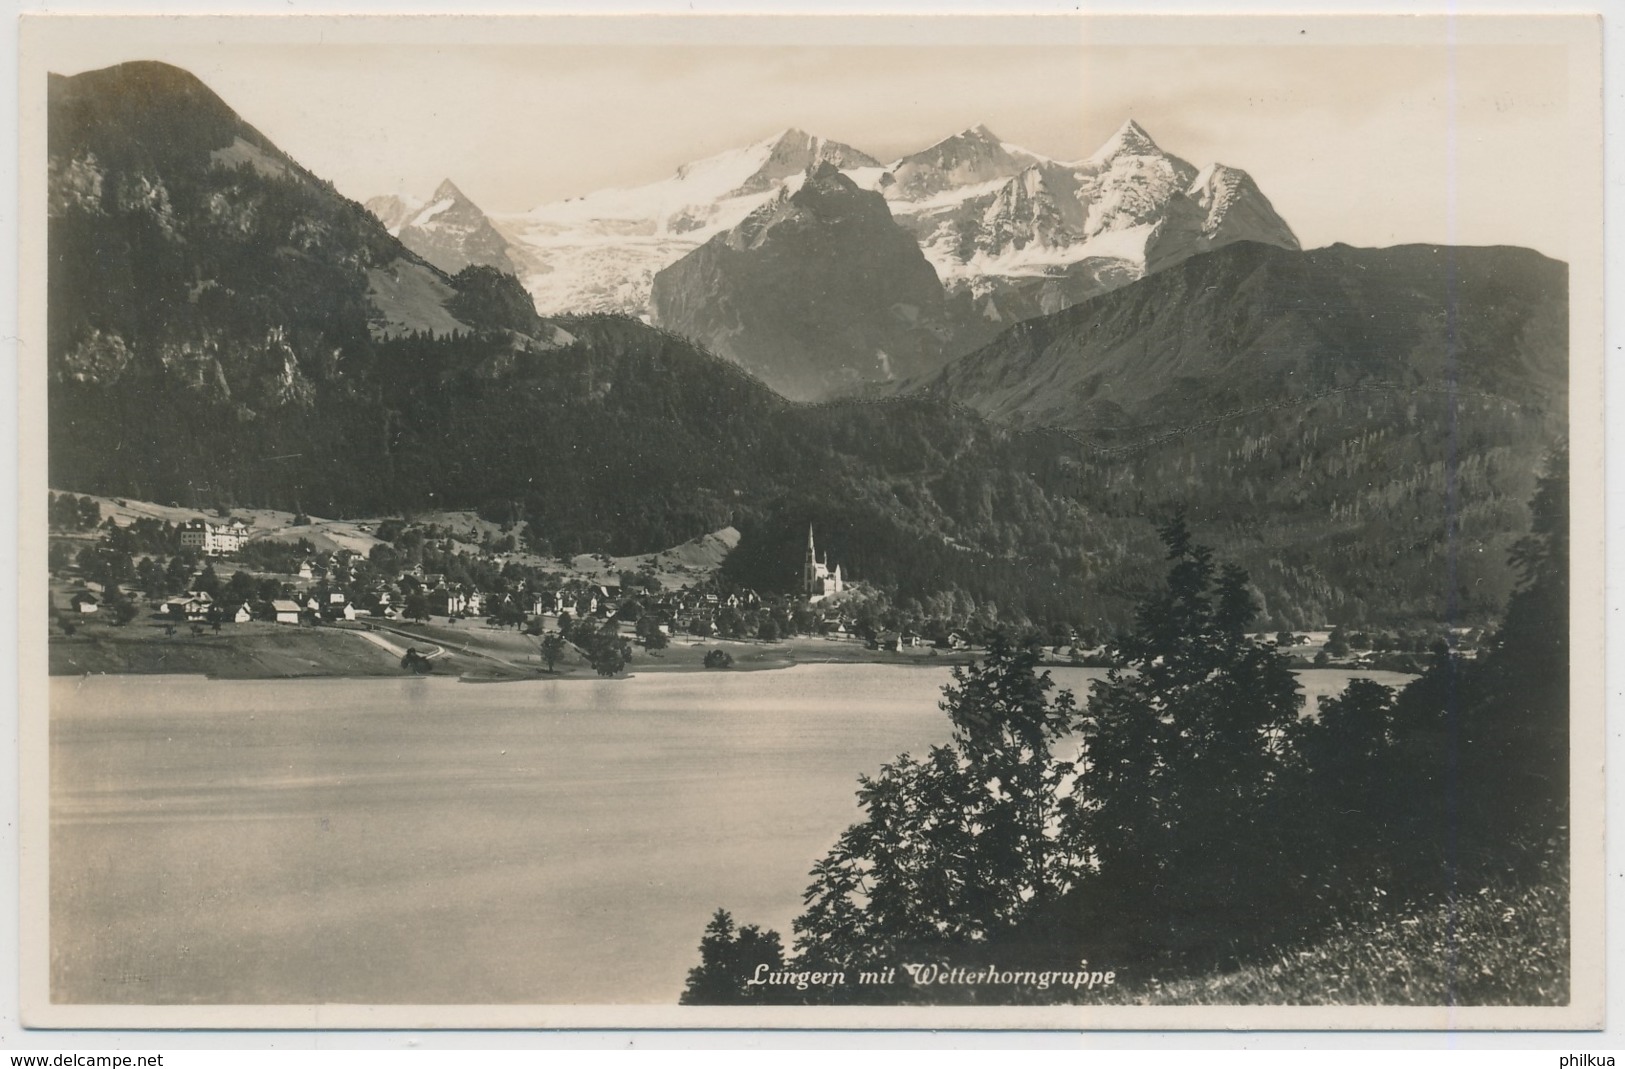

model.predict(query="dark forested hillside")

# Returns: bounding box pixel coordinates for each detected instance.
[902,241,1568,628]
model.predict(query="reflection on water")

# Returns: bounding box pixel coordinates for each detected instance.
[50,664,1411,1005]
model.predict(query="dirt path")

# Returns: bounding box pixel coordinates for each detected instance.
[356,622,539,677]
[352,628,442,661]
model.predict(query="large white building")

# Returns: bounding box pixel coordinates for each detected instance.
[803,525,845,602]
[179,518,250,555]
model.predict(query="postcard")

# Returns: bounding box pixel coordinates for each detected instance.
[16,13,1605,1031]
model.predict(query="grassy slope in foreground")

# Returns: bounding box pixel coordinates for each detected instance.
[1125,868,1569,1006]
[49,620,404,679]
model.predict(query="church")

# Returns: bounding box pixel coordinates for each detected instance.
[803,525,845,602]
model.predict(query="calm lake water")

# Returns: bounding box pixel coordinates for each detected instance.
[50,665,1413,1005]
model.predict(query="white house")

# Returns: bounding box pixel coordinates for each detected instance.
[271,599,302,625]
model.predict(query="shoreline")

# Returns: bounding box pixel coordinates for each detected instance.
[48,618,1420,685]
[47,618,986,683]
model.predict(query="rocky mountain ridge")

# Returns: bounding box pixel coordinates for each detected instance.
[365,179,520,276]
[649,162,956,401]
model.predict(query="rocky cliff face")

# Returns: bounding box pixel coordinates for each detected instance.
[650,163,955,401]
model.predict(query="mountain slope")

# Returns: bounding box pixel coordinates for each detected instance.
[906,240,1567,629]
[917,241,1566,433]
[649,163,957,400]
[47,61,570,498]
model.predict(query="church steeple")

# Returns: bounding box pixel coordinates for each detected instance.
[804,524,819,594]
[803,524,845,601]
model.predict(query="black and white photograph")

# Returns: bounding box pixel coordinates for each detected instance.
[16,13,1605,1030]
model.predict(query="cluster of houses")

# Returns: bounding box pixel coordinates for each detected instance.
[155,589,371,626]
[62,518,992,649]
[63,547,980,649]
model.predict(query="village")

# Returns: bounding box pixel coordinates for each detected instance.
[47,492,1474,680]
[45,494,996,679]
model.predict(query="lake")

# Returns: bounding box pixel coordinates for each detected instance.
[49,664,1414,1005]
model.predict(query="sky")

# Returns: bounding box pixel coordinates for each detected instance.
[27,15,1592,257]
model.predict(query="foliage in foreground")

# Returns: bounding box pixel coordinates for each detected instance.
[683,448,1569,1006]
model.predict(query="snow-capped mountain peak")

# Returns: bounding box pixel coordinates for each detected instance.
[370,178,518,277]
[488,118,1297,333]
[431,177,469,202]
[1084,118,1164,167]
[886,124,1033,201]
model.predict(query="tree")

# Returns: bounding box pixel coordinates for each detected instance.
[404,591,430,624]
[1064,514,1303,968]
[680,910,787,1006]
[224,568,258,604]
[1281,678,1406,905]
[539,631,566,673]
[48,542,75,573]
[792,634,1084,973]
[590,636,631,678]
[108,596,140,626]
[757,617,779,642]
[166,554,194,592]
[636,614,669,650]
[194,564,222,598]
